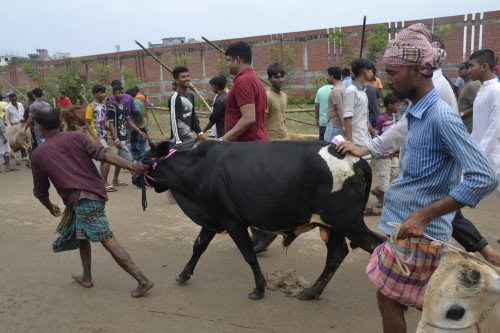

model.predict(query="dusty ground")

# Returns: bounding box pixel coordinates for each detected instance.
[1,162,499,332]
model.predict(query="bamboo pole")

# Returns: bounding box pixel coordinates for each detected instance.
[149,109,164,136]
[134,40,212,110]
[359,16,367,58]
[135,86,163,136]
[2,79,28,100]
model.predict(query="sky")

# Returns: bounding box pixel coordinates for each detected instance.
[3,0,499,58]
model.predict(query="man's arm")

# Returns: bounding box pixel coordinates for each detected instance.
[85,119,98,142]
[368,121,377,137]
[222,104,256,142]
[125,117,146,138]
[342,89,355,142]
[335,103,345,132]
[36,196,62,217]
[23,115,33,132]
[5,107,12,126]
[314,103,320,128]
[0,129,7,143]
[344,118,353,142]
[103,149,143,174]
[397,196,463,239]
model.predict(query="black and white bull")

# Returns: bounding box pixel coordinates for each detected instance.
[132,140,385,300]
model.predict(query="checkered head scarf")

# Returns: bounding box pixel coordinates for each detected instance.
[383,23,446,75]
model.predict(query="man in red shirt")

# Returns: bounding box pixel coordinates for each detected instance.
[218,41,268,142]
[212,41,274,252]
[57,91,72,108]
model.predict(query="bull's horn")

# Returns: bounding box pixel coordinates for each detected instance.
[466,269,481,284]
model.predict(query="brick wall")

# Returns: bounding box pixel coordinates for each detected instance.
[1,10,499,102]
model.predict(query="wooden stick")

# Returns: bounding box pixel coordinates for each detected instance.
[149,109,164,136]
[134,40,212,110]
[359,16,367,58]
[1,79,28,100]
[80,93,90,105]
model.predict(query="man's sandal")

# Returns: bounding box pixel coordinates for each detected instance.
[106,185,117,192]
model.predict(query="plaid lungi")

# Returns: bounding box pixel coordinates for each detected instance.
[366,237,442,308]
[52,199,114,252]
[130,128,147,160]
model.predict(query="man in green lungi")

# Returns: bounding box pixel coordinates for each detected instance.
[30,106,153,298]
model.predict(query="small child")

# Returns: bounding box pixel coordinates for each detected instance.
[0,120,18,172]
[371,93,400,206]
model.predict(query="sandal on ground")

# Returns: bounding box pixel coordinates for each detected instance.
[113,180,128,186]
[105,185,117,192]
[364,208,382,216]
[5,168,19,172]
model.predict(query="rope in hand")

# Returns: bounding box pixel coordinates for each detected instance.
[138,149,177,211]
[387,222,500,277]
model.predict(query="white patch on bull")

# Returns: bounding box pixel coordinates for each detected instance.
[318,147,359,193]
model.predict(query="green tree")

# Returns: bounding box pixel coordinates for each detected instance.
[90,63,113,86]
[172,54,191,68]
[7,57,34,66]
[121,66,143,91]
[366,24,389,66]
[328,27,354,67]
[22,64,59,102]
[268,43,296,90]
[434,24,451,39]
[13,85,30,102]
[215,57,233,88]
[56,59,87,104]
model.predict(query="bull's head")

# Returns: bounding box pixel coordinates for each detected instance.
[416,252,500,332]
[132,139,174,193]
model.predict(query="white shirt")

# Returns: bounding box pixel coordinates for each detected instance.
[471,78,500,195]
[5,102,25,126]
[432,69,458,112]
[343,81,371,146]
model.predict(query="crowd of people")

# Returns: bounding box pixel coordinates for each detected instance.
[1,23,499,332]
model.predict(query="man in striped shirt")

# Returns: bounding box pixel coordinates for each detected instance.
[338,23,498,333]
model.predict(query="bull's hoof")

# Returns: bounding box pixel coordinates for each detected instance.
[248,287,265,300]
[297,287,319,300]
[175,272,191,283]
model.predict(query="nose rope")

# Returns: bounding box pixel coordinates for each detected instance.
[139,148,177,211]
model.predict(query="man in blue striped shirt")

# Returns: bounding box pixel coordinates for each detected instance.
[337,23,498,332]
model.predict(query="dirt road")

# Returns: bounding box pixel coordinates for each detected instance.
[1,164,498,332]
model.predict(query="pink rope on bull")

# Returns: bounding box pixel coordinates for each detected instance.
[143,149,177,188]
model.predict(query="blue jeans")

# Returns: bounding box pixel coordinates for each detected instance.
[319,126,326,140]
[324,125,345,143]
